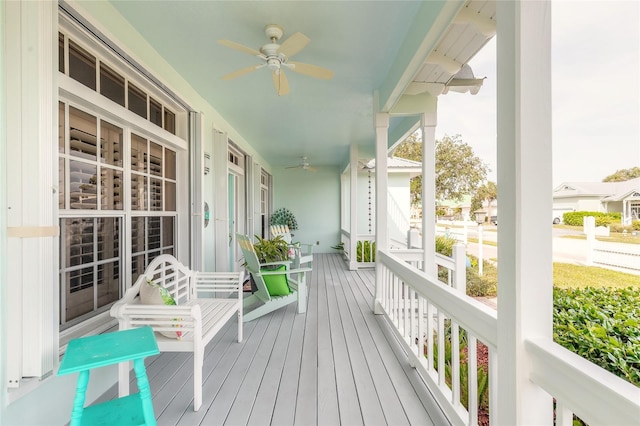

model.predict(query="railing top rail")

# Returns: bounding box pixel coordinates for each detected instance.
[390,248,457,270]
[379,249,497,347]
[526,337,640,425]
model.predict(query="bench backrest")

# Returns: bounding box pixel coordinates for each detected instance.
[126,254,193,305]
[270,224,292,244]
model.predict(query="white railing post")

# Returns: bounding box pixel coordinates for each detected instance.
[478,224,484,276]
[584,216,595,266]
[453,243,466,294]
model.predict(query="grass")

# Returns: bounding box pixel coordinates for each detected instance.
[466,261,640,297]
[561,234,640,245]
[553,263,640,289]
[467,237,497,246]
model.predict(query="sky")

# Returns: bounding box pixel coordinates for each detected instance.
[435,0,640,187]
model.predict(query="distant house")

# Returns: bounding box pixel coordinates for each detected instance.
[437,194,473,221]
[552,178,640,225]
[359,157,422,244]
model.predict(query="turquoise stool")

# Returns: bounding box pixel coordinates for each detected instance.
[58,326,160,426]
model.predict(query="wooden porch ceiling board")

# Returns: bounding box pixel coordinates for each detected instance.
[98,254,448,425]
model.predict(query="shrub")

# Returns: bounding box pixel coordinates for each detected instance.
[466,255,498,297]
[609,223,631,233]
[563,211,621,227]
[357,240,375,262]
[633,220,640,231]
[553,286,640,386]
[435,235,457,257]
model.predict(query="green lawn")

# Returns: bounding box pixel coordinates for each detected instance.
[466,261,640,296]
[561,234,640,245]
[553,263,640,289]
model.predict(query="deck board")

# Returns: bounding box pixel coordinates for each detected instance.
[106,253,448,425]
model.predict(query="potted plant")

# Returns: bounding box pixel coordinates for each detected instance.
[253,235,289,264]
[246,235,291,294]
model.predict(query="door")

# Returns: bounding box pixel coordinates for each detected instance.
[228,147,246,271]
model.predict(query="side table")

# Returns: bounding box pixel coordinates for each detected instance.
[58,326,160,426]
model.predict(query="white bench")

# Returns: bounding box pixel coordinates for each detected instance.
[110,254,243,411]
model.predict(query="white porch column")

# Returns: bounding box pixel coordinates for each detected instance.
[374,112,389,314]
[496,1,553,424]
[421,112,437,277]
[349,144,359,270]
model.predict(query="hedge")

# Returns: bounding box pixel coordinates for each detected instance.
[563,211,622,227]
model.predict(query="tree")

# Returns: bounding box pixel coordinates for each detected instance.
[393,131,422,206]
[471,181,498,215]
[603,167,640,182]
[394,133,489,203]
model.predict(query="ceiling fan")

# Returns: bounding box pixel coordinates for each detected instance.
[218,24,334,96]
[286,157,316,172]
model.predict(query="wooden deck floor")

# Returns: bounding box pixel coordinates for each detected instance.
[98,253,448,426]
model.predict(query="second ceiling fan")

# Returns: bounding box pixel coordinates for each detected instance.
[218,24,334,96]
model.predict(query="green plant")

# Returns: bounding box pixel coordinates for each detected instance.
[331,242,344,251]
[252,235,289,264]
[435,235,457,257]
[466,257,498,297]
[633,220,640,231]
[270,208,298,230]
[562,211,621,227]
[356,240,375,262]
[429,330,489,413]
[553,286,640,386]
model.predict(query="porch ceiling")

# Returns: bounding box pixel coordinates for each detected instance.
[107,0,494,169]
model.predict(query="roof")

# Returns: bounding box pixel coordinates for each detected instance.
[553,178,640,201]
[362,157,423,176]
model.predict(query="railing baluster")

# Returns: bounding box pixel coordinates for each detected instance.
[452,321,460,407]
[409,288,415,352]
[427,302,434,372]
[403,281,409,338]
[489,347,498,426]
[468,335,478,426]
[418,294,424,361]
[438,311,445,387]
[555,401,573,426]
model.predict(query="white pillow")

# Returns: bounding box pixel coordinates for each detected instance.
[140,279,183,340]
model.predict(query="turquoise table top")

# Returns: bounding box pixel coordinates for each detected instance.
[58,327,159,375]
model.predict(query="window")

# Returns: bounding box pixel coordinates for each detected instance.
[59,101,179,330]
[59,31,178,135]
[128,83,147,119]
[68,40,96,90]
[100,63,125,107]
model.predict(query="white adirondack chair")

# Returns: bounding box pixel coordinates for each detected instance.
[269,224,314,268]
[237,233,311,322]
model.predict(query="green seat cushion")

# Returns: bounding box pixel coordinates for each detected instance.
[261,265,290,296]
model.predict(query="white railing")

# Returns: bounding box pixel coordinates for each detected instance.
[526,338,640,425]
[584,216,640,274]
[340,230,376,269]
[436,223,469,244]
[392,246,466,291]
[377,249,497,425]
[590,240,640,273]
[377,249,640,425]
[388,194,411,245]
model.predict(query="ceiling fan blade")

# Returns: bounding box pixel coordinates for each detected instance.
[218,39,262,57]
[277,32,310,58]
[272,70,291,96]
[287,61,334,80]
[222,64,264,80]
